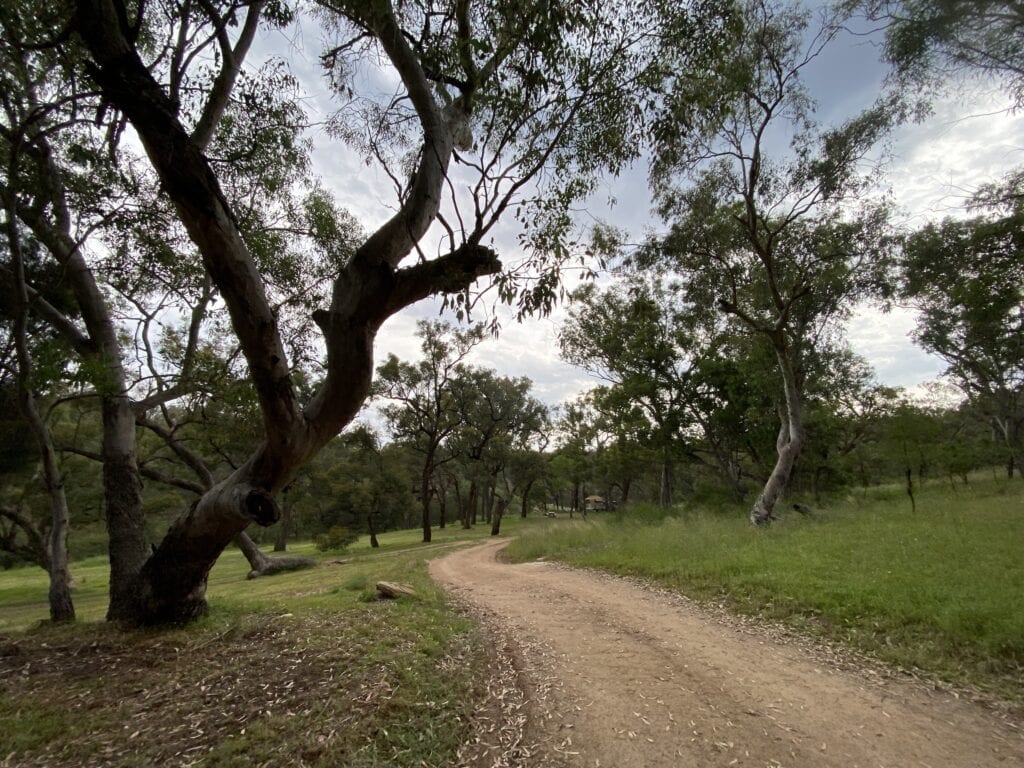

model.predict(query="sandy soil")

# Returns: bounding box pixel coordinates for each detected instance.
[430,539,1023,768]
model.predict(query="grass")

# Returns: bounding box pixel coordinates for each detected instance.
[506,475,1024,702]
[4,483,1022,763]
[0,514,541,767]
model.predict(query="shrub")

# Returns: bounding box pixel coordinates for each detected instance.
[315,525,360,552]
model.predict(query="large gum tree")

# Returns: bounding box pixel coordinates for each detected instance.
[645,0,898,524]
[6,0,731,624]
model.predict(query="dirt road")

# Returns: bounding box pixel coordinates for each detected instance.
[430,539,1023,768]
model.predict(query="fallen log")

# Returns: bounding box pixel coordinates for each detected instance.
[375,581,416,599]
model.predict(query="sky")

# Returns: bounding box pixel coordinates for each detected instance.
[250,6,1024,416]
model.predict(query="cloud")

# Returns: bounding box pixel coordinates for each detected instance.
[846,305,945,387]
[252,13,1004,412]
[888,92,1024,224]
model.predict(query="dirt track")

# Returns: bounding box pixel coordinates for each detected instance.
[430,539,1023,768]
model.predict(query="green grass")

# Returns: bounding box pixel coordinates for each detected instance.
[0,515,541,767]
[506,476,1024,702]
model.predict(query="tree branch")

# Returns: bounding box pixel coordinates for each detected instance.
[386,244,502,315]
[190,0,266,150]
[73,0,301,441]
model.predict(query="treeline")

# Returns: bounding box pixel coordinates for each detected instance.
[553,378,1012,514]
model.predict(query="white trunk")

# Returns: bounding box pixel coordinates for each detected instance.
[750,345,804,525]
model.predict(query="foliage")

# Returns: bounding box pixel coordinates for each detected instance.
[314,525,361,552]
[862,0,1024,106]
[301,428,415,539]
[899,201,1024,474]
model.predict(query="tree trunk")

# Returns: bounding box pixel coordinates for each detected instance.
[490,497,508,536]
[273,505,292,552]
[437,487,446,529]
[483,480,494,523]
[621,477,631,506]
[235,531,270,571]
[102,395,149,620]
[42,447,75,623]
[421,452,434,544]
[750,346,805,525]
[520,480,535,518]
[460,481,472,528]
[997,417,1019,479]
[451,475,462,515]
[470,480,479,526]
[659,454,674,510]
[7,201,75,623]
[368,512,379,548]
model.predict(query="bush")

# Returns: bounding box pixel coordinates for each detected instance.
[315,525,360,552]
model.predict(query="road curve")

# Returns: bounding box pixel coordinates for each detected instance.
[430,539,1023,768]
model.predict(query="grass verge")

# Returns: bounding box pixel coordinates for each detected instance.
[506,476,1024,703]
[0,517,541,767]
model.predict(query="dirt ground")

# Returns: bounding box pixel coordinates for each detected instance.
[430,539,1024,768]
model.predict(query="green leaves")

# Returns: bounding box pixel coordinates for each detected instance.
[869,0,1024,107]
[900,207,1024,454]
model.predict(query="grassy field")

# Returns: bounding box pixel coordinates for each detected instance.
[0,516,538,767]
[507,476,1024,702]
[3,481,1022,765]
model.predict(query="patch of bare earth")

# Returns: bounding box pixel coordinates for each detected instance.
[430,539,1024,768]
[0,609,437,767]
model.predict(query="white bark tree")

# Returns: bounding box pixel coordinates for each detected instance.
[646,0,898,523]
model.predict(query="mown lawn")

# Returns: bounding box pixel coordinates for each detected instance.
[0,515,540,767]
[506,476,1024,702]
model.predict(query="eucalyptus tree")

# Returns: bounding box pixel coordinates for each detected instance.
[552,397,600,515]
[450,369,548,535]
[2,212,76,620]
[301,426,413,548]
[0,198,86,617]
[900,196,1024,478]
[508,445,552,518]
[3,0,733,623]
[1,0,305,617]
[645,0,897,523]
[573,387,652,507]
[375,321,484,542]
[561,274,755,504]
[2,0,350,615]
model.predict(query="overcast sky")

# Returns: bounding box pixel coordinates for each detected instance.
[251,8,1024,415]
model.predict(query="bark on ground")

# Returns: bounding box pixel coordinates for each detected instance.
[430,540,1024,768]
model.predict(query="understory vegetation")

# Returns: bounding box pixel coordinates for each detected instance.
[506,475,1024,703]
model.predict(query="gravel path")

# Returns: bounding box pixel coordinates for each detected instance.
[430,539,1023,768]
